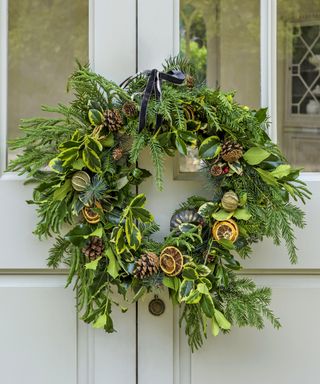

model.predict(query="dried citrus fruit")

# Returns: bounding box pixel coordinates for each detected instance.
[82,201,102,224]
[212,219,239,242]
[160,246,184,276]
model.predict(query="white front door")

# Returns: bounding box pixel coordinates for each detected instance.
[2,1,320,384]
[0,1,137,383]
[138,1,320,384]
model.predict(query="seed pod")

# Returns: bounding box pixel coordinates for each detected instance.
[71,171,91,192]
[221,191,239,212]
[170,209,203,230]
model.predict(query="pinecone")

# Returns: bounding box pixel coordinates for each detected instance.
[134,252,159,279]
[82,237,105,261]
[122,101,138,118]
[221,141,243,163]
[112,147,123,161]
[185,74,195,88]
[104,109,123,132]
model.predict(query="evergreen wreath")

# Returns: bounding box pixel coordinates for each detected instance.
[8,57,311,351]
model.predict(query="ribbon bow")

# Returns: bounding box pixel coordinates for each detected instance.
[120,69,185,132]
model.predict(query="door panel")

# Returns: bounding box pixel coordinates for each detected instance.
[191,275,320,384]
[0,276,76,384]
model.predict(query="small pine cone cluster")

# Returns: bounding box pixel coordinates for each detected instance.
[185,74,195,88]
[104,109,123,132]
[210,163,229,177]
[134,252,159,279]
[112,147,123,161]
[82,237,105,260]
[122,101,138,118]
[221,141,243,163]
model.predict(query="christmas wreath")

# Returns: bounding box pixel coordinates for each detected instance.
[8,57,311,351]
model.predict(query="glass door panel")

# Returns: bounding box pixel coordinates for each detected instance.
[8,0,88,162]
[178,0,260,176]
[277,0,320,171]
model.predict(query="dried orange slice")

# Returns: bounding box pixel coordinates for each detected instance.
[82,201,102,224]
[212,219,239,242]
[160,253,176,275]
[160,246,184,276]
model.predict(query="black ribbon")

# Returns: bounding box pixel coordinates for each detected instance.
[120,69,185,132]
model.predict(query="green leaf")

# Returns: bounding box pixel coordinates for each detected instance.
[129,193,146,208]
[185,289,202,304]
[233,208,252,221]
[217,239,235,250]
[163,276,180,292]
[255,107,268,123]
[196,265,211,277]
[93,314,107,329]
[85,256,102,271]
[175,135,187,155]
[201,295,215,318]
[48,157,64,173]
[182,267,199,280]
[65,224,92,246]
[198,202,217,218]
[239,193,247,207]
[100,133,115,147]
[72,158,85,170]
[214,309,231,330]
[106,247,120,279]
[211,317,220,336]
[243,147,270,165]
[53,179,71,201]
[88,109,105,126]
[116,176,129,190]
[198,136,221,159]
[82,147,101,173]
[212,209,233,221]
[83,226,103,239]
[256,168,278,186]
[179,280,194,300]
[131,207,153,223]
[127,222,142,251]
[271,164,291,179]
[58,147,79,166]
[115,227,126,255]
[199,277,212,290]
[88,136,103,152]
[197,282,210,295]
